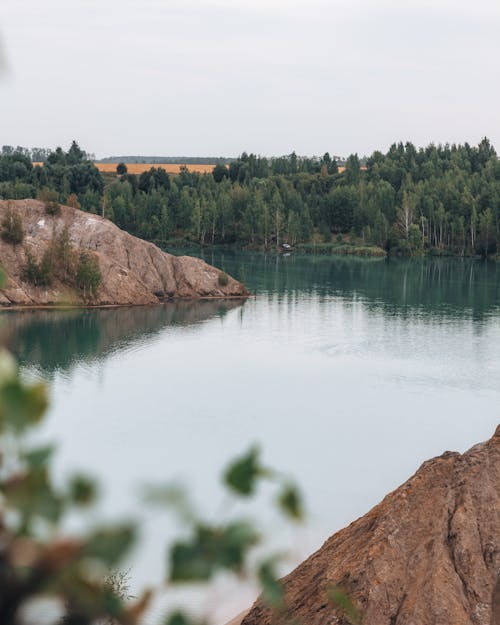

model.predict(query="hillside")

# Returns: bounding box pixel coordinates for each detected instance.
[242,426,500,625]
[0,200,247,306]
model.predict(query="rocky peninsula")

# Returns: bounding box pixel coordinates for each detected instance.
[0,200,247,306]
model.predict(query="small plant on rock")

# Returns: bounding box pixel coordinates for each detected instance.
[76,252,101,300]
[218,272,229,287]
[1,202,24,244]
[38,187,61,215]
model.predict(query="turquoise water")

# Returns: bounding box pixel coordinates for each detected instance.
[2,252,499,620]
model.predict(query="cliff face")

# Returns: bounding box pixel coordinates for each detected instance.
[243,427,500,625]
[0,200,247,306]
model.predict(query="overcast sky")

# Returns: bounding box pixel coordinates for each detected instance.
[1,0,499,158]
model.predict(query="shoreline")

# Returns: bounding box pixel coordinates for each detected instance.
[164,242,496,261]
[0,294,251,312]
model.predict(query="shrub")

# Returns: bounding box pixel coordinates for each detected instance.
[22,249,53,286]
[66,193,81,210]
[45,200,61,215]
[116,162,128,175]
[218,271,229,287]
[77,252,101,299]
[1,203,24,244]
[52,226,77,282]
[23,228,78,287]
[22,229,103,297]
[38,187,61,215]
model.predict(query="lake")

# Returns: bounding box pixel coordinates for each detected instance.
[2,251,500,623]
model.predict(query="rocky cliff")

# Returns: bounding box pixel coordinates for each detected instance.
[243,427,500,625]
[0,200,247,306]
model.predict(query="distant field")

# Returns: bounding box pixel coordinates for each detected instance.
[33,162,354,175]
[95,163,216,175]
[32,162,216,175]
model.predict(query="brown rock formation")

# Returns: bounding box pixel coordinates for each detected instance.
[243,426,500,625]
[0,200,247,306]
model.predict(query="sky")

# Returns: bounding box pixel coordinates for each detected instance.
[1,0,500,158]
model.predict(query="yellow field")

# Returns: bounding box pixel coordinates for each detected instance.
[95,162,216,175]
[33,162,217,175]
[33,162,360,175]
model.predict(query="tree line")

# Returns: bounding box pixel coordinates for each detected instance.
[1,139,500,256]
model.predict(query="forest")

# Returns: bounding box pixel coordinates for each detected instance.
[1,139,500,257]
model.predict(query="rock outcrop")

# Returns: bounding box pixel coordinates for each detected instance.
[0,200,247,306]
[243,426,500,625]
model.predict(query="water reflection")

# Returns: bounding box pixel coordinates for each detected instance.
[0,300,243,376]
[3,254,500,378]
[193,250,500,320]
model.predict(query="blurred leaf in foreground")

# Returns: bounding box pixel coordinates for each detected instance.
[24,444,55,470]
[67,474,98,507]
[83,525,137,567]
[170,521,259,582]
[224,446,267,496]
[0,376,48,433]
[277,483,304,522]
[258,558,285,610]
[164,611,206,625]
[142,482,196,523]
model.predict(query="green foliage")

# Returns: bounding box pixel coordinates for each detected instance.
[297,242,386,257]
[83,525,137,566]
[258,559,285,610]
[39,187,61,215]
[277,483,304,521]
[164,611,205,625]
[1,203,24,244]
[408,223,423,253]
[67,140,86,165]
[116,162,128,175]
[23,227,77,288]
[45,201,61,215]
[212,164,229,183]
[138,167,170,193]
[23,228,101,299]
[224,446,263,496]
[5,461,64,529]
[319,222,332,242]
[476,206,497,257]
[76,252,101,299]
[170,521,259,581]
[67,474,98,506]
[0,356,48,433]
[0,350,308,625]
[24,444,55,470]
[218,271,229,287]
[22,248,54,286]
[143,483,196,523]
[2,140,500,256]
[53,226,77,281]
